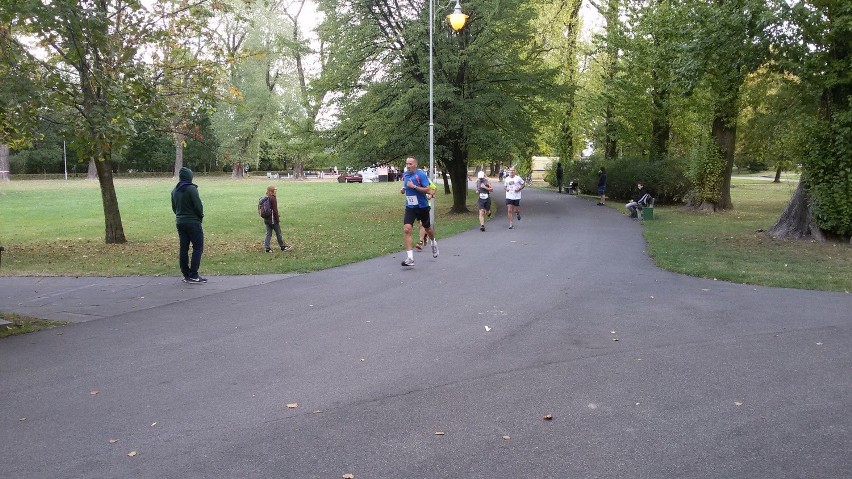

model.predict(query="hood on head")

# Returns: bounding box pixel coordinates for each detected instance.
[179,167,193,182]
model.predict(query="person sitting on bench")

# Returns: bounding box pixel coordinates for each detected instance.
[625,182,652,218]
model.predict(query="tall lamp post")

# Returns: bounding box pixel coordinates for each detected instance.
[429,0,467,218]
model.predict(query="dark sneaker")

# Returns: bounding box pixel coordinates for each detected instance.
[508,224,514,229]
[517,212,521,220]
[431,242,439,258]
[185,276,206,284]
[282,245,292,252]
[480,225,485,231]
[401,258,415,267]
[415,241,423,251]
[486,211,492,218]
[265,248,272,253]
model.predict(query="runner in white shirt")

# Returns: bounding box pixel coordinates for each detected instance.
[503,167,525,229]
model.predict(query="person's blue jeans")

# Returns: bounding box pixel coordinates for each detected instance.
[177,223,204,279]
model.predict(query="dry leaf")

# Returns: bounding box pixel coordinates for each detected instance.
[434,431,445,436]
[543,414,553,421]
[502,435,511,440]
[151,422,157,427]
[612,338,620,341]
[735,401,743,406]
[90,390,99,395]
[19,417,26,421]
[342,474,354,479]
[287,403,298,409]
[109,439,119,444]
[816,342,824,346]
[127,451,137,457]
[485,326,492,332]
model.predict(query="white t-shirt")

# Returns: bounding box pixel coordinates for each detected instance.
[504,175,524,200]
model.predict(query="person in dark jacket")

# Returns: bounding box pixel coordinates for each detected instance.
[171,167,206,284]
[263,185,292,252]
[555,162,564,193]
[596,166,607,205]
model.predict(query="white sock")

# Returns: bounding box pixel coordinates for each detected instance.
[431,238,437,246]
[407,250,413,260]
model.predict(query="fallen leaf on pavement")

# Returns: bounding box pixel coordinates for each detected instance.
[287,403,298,409]
[502,435,511,440]
[127,451,137,457]
[434,431,445,436]
[543,414,553,420]
[342,474,354,479]
[90,390,99,396]
[109,439,119,444]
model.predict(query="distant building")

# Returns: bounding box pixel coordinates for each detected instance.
[531,156,559,184]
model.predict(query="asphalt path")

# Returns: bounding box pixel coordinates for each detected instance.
[1,184,850,479]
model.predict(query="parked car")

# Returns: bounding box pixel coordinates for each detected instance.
[338,173,363,183]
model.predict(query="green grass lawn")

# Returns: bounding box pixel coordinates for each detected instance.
[641,179,851,292]
[1,176,849,292]
[0,177,479,276]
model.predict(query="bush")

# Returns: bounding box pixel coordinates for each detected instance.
[567,156,691,204]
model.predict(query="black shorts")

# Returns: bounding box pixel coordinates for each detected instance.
[404,207,431,228]
[478,197,491,211]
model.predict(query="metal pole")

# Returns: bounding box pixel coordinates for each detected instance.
[429,0,436,224]
[63,140,67,180]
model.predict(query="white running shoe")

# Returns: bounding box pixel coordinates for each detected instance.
[431,242,439,258]
[401,258,415,267]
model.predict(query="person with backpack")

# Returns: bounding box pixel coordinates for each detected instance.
[171,167,206,284]
[259,185,292,253]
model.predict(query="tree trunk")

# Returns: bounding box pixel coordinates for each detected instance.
[649,85,671,161]
[87,158,98,179]
[92,156,127,244]
[604,104,618,162]
[0,143,10,181]
[711,114,736,210]
[232,161,244,178]
[774,164,782,183]
[173,132,185,177]
[447,158,469,213]
[768,179,825,242]
[440,168,450,195]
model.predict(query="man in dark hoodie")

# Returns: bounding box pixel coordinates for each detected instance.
[171,167,206,283]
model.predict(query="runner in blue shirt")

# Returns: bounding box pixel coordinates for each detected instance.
[400,156,438,266]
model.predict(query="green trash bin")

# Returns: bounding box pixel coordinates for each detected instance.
[641,206,654,220]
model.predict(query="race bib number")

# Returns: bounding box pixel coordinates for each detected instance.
[479,193,489,200]
[406,195,418,206]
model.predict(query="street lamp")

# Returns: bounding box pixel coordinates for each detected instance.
[429,0,467,216]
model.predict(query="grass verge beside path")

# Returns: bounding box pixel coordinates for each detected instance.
[641,179,851,292]
[0,312,69,338]
[0,178,478,277]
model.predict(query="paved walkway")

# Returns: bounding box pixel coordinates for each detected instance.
[1,185,850,479]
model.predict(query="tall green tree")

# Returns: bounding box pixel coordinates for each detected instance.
[4,0,177,243]
[679,0,776,211]
[770,0,852,242]
[211,0,299,177]
[0,20,42,181]
[320,0,556,212]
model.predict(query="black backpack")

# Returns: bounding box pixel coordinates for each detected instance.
[258,196,272,219]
